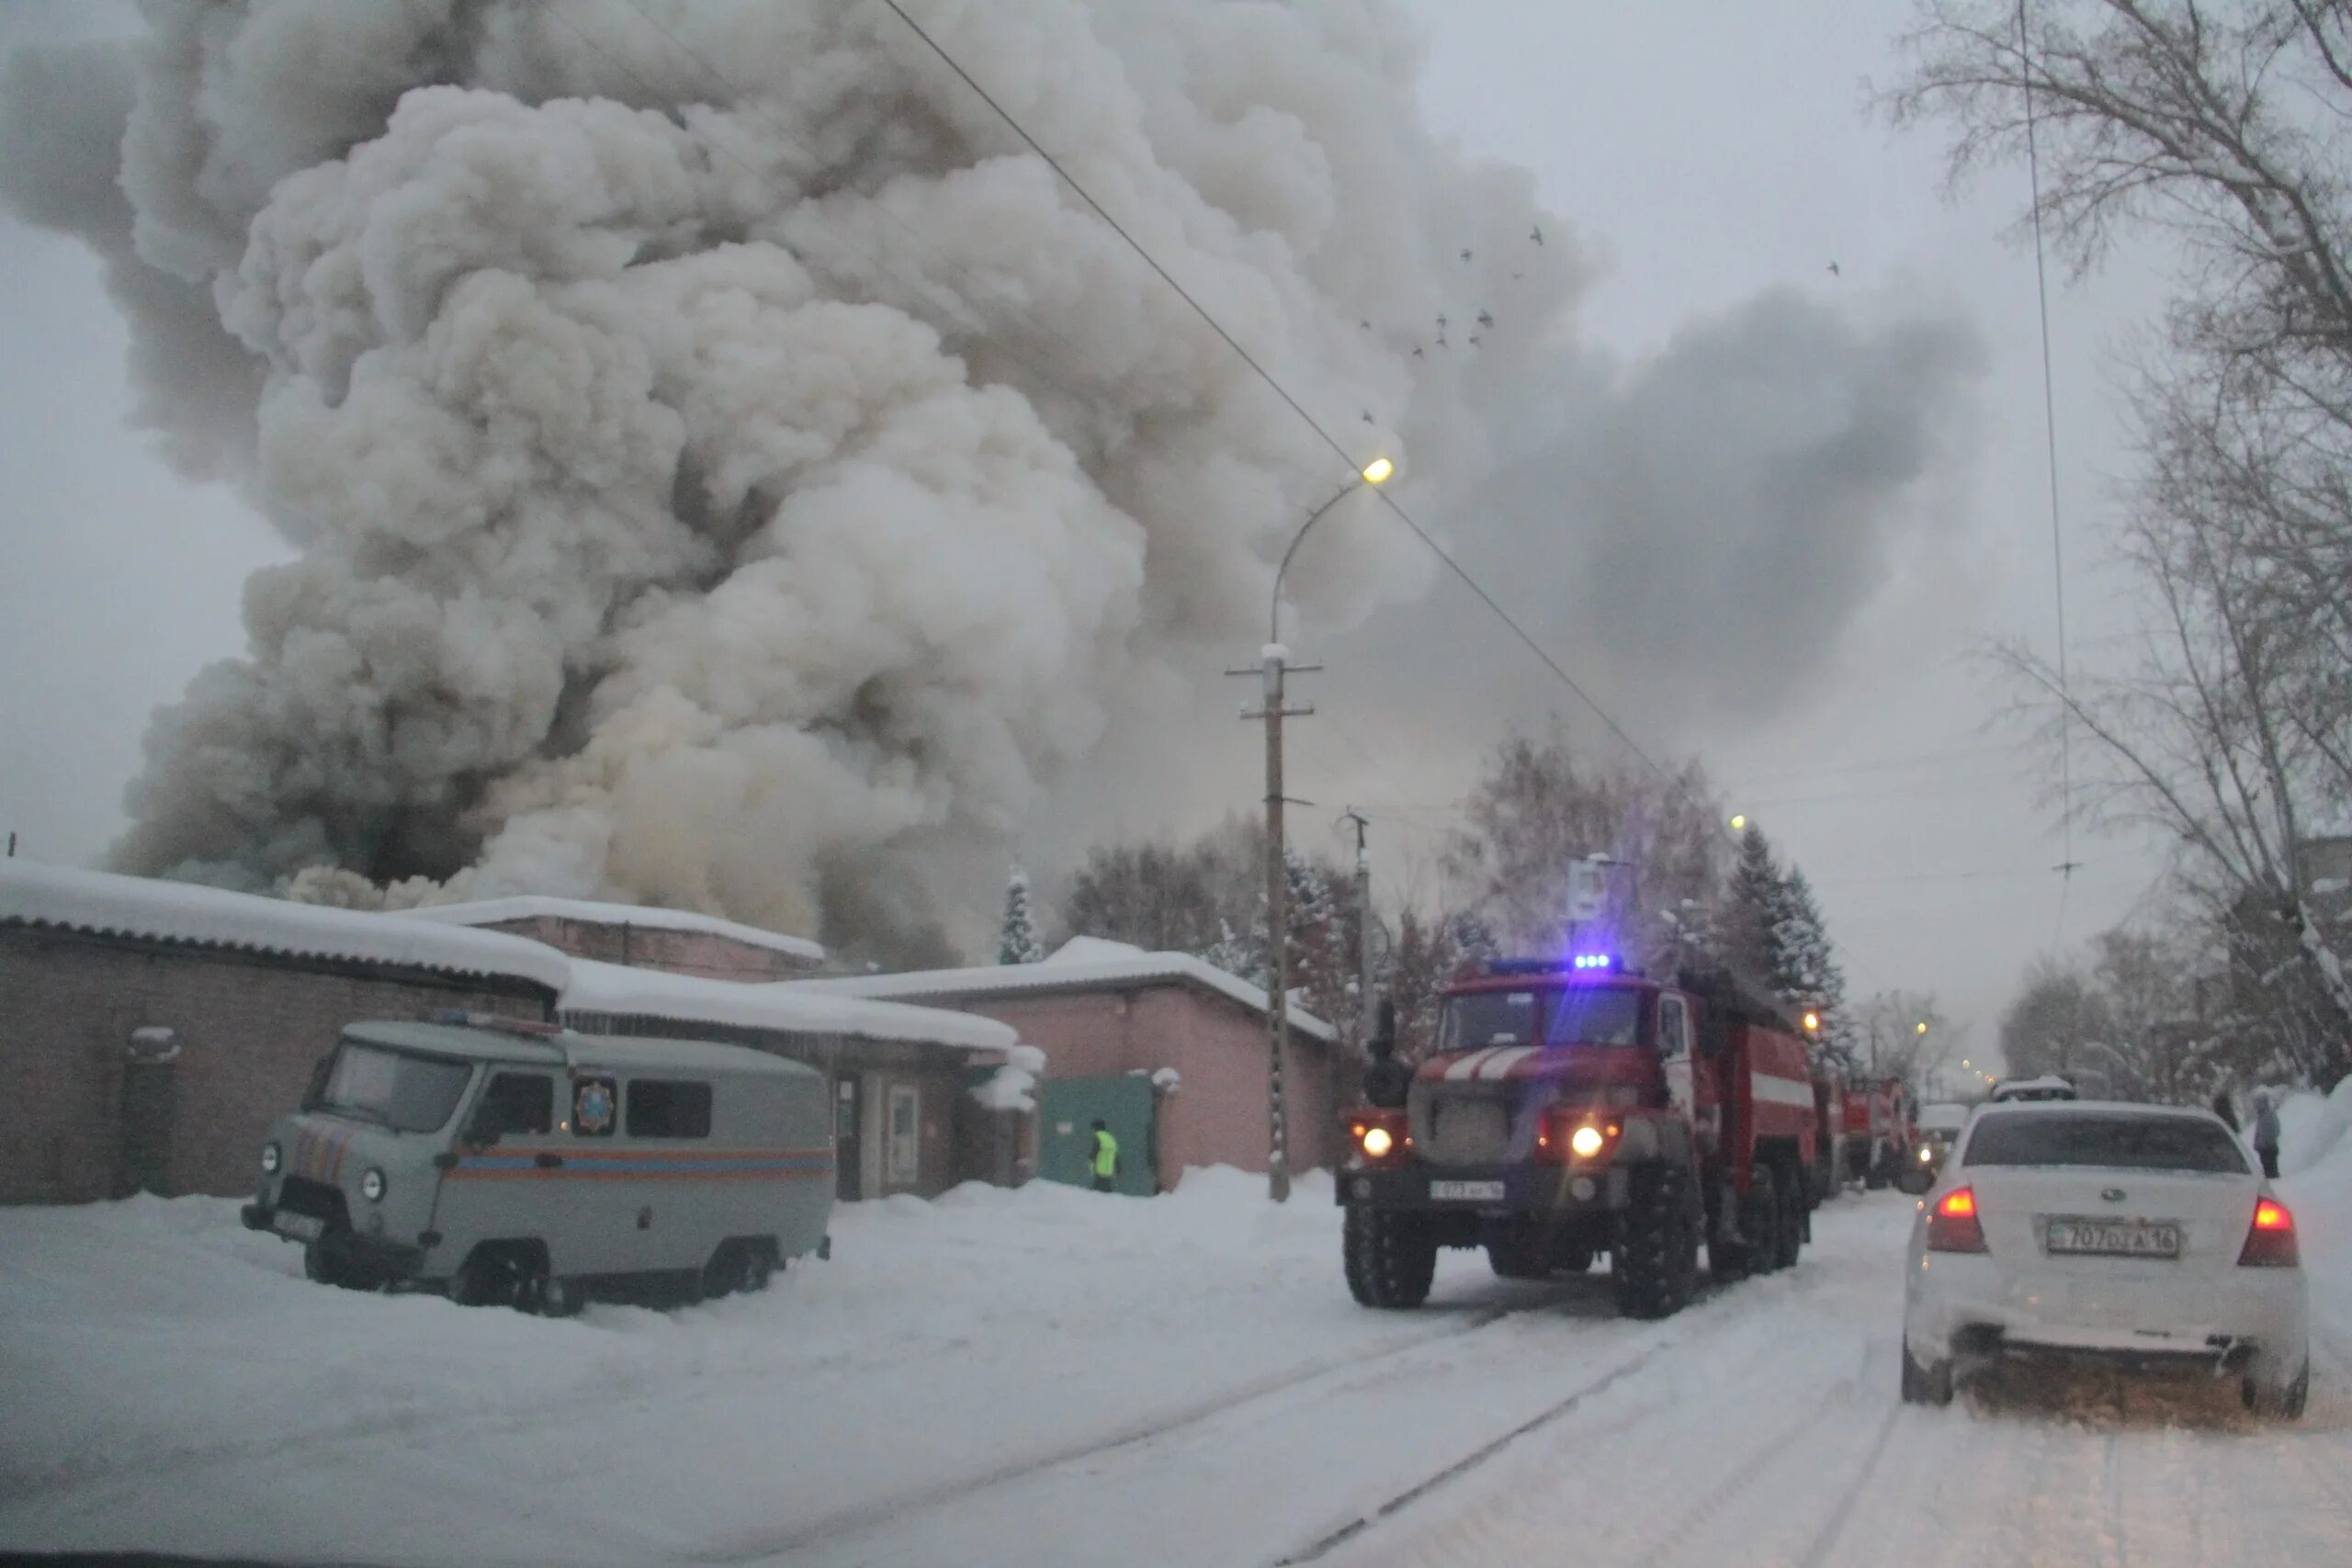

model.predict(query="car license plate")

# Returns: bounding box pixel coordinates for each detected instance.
[1430,1179,1506,1202]
[2044,1218,2180,1258]
[273,1212,325,1242]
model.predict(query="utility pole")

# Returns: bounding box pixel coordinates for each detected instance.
[1341,808,1373,1056]
[1231,641,1317,1202]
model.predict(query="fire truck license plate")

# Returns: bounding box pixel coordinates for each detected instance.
[2043,1218,2180,1258]
[1430,1180,1506,1202]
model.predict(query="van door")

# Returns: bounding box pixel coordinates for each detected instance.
[621,1076,718,1272]
[886,1083,921,1191]
[435,1068,565,1277]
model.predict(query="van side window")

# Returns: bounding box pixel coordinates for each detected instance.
[478,1072,553,1137]
[627,1079,713,1139]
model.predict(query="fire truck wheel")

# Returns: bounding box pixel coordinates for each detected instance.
[1741,1179,1786,1275]
[1345,1207,1437,1309]
[1901,1342,1955,1406]
[1774,1168,1804,1267]
[1611,1166,1697,1320]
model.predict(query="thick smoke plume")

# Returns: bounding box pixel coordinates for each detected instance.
[4,1,1980,958]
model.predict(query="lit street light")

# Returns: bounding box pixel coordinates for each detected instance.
[1729,813,1747,832]
[1250,454,1393,1203]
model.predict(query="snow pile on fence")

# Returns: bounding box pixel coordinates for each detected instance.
[0,861,571,993]
[971,1044,1048,1111]
[2278,1077,2352,1178]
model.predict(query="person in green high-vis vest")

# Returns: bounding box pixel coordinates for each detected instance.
[1089,1119,1119,1193]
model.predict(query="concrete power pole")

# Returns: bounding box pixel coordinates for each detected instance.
[1232,642,1317,1202]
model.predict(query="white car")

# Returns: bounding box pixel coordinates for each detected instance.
[1902,1100,2308,1416]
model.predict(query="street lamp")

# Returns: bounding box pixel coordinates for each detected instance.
[1729,813,1747,832]
[1270,457,1395,642]
[1251,455,1392,1203]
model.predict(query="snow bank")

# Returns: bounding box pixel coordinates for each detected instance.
[561,959,1015,1053]
[0,861,570,992]
[403,894,824,964]
[2278,1077,2352,1177]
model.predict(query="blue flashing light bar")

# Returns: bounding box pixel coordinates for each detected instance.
[1570,953,1616,971]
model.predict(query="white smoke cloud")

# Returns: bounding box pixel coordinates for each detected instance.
[4,1,1980,958]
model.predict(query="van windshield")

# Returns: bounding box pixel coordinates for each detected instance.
[318,1043,474,1134]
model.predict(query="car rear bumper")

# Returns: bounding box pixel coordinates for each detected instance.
[1335,1162,1631,1214]
[1905,1251,2307,1379]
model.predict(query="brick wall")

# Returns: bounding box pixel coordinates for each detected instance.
[0,928,550,1204]
[902,985,1337,1188]
[470,916,814,981]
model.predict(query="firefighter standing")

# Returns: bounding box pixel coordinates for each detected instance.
[2251,1090,2282,1179]
[1089,1119,1119,1193]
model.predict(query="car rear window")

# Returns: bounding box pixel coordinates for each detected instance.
[1962,1112,2249,1174]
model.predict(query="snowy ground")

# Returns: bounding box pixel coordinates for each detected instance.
[5,1143,2351,1568]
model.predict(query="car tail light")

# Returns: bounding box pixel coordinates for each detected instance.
[1926,1186,1986,1253]
[2238,1197,2300,1267]
[1349,1111,1408,1165]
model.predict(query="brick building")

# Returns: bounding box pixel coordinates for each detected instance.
[401,895,824,981]
[1,863,565,1203]
[797,938,1342,1192]
[3,866,1027,1206]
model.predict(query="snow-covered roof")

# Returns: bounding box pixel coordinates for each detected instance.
[402,894,825,964]
[0,861,571,993]
[796,936,1338,1043]
[560,959,1016,1054]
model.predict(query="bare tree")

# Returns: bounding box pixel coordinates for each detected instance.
[1444,727,1729,971]
[2000,953,2122,1083]
[1891,2,2352,1082]
[1854,990,1965,1093]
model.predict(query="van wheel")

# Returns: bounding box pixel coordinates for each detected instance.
[451,1245,537,1310]
[738,1243,776,1294]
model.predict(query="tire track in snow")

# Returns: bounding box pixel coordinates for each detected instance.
[694,1296,1549,1563]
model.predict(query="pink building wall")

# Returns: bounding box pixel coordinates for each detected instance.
[923,986,1338,1190]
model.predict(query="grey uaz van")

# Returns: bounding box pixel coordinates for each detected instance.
[242,1012,833,1312]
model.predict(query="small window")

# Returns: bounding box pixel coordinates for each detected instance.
[627,1078,713,1139]
[477,1073,554,1137]
[1657,998,1689,1060]
[571,1075,619,1138]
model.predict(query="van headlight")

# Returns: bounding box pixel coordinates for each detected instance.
[261,1142,281,1175]
[360,1168,387,1202]
[1918,1146,1934,1162]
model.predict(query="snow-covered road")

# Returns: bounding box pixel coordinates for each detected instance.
[5,1156,2349,1568]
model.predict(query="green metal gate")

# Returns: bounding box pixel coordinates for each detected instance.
[1036,1075,1157,1195]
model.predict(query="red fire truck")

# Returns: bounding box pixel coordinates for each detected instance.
[1838,1077,1915,1189]
[1340,955,1818,1319]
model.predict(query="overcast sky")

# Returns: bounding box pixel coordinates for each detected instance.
[0,1,2177,1068]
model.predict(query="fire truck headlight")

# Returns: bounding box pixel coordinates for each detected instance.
[1362,1126,1395,1158]
[1569,1124,1607,1158]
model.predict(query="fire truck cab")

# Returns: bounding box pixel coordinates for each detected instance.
[1340,956,1817,1319]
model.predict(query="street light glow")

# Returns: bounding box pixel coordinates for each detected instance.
[1360,456,1394,485]
[1729,813,1747,831]
[1917,1021,1929,1035]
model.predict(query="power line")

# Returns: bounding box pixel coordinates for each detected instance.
[2018,0,2079,942]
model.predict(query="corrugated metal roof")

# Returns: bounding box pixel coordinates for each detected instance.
[0,862,571,993]
[401,894,825,964]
